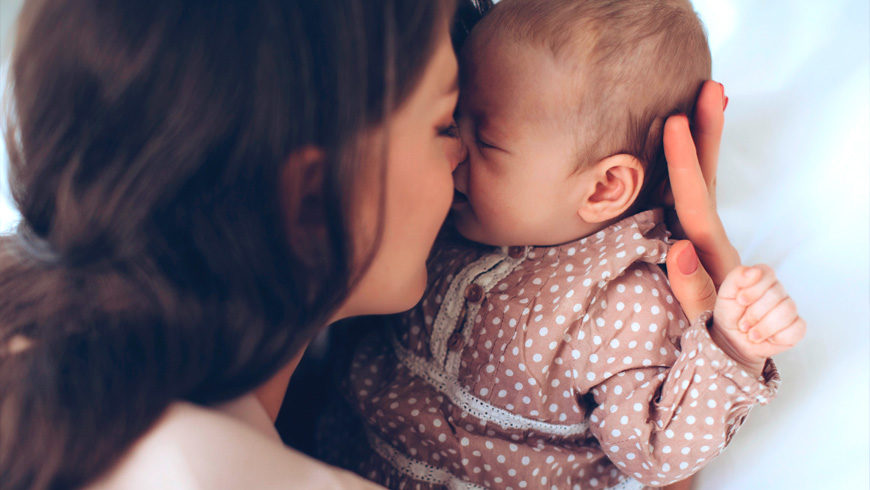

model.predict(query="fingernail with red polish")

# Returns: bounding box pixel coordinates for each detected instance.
[677,244,699,275]
[723,96,729,111]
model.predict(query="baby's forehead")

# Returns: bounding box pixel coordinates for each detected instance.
[460,34,584,127]
[461,0,596,67]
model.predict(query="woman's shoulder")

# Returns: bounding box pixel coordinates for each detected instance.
[88,394,382,490]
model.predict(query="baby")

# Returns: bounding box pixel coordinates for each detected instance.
[322,1,803,488]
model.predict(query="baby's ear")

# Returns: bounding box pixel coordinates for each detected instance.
[577,154,644,223]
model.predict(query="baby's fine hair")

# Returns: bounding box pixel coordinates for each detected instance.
[471,0,711,208]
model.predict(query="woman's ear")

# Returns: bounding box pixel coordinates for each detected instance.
[279,146,328,261]
[280,145,327,219]
[578,154,644,223]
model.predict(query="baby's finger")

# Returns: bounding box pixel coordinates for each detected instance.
[737,281,789,332]
[734,265,778,306]
[767,316,807,348]
[718,265,761,300]
[746,297,799,343]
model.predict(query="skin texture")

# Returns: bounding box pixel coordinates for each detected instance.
[662,83,740,289]
[255,27,462,416]
[330,25,464,321]
[452,39,593,246]
[452,38,647,247]
[713,264,806,375]
[663,82,736,325]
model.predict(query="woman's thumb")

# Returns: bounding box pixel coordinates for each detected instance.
[666,240,717,322]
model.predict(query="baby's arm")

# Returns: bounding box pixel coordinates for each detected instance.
[572,268,780,487]
[709,265,806,376]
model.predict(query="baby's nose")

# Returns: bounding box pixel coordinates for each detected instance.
[448,139,468,172]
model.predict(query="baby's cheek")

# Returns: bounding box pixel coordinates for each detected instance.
[467,170,524,236]
[488,200,539,243]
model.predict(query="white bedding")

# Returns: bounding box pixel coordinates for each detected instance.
[1,0,868,488]
[686,1,869,488]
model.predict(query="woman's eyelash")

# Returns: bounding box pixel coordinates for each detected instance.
[437,122,459,138]
[437,117,497,151]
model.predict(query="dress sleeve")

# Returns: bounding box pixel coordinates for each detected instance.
[568,268,780,487]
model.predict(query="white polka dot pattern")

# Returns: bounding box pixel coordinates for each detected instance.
[328,210,780,490]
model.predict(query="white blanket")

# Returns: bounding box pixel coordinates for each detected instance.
[690,0,869,488]
[1,0,868,488]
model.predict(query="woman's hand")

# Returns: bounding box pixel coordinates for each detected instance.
[663,80,740,322]
[660,78,738,490]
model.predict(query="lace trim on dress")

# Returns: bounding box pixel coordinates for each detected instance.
[367,425,643,490]
[605,477,645,490]
[366,428,486,490]
[445,250,527,376]
[430,251,515,367]
[391,334,589,436]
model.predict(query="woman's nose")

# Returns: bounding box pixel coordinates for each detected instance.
[448,138,468,172]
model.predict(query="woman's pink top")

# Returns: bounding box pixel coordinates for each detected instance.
[90,394,381,489]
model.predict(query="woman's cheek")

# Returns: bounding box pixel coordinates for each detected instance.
[438,158,455,210]
[423,165,450,228]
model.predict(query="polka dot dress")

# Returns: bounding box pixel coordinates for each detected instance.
[323,209,780,490]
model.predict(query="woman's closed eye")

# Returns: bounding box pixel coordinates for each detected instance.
[437,121,459,138]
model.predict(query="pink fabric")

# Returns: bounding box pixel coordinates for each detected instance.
[328,209,779,489]
[90,394,382,490]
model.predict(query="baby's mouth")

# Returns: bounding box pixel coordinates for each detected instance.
[452,189,469,208]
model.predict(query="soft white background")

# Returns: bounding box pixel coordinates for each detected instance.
[1,0,868,488]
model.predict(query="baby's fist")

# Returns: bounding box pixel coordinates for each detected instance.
[711,265,805,374]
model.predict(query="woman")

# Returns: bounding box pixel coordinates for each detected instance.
[0,0,735,488]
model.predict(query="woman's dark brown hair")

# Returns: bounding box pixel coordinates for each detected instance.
[0,0,463,488]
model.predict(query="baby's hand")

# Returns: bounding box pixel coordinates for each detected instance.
[711,265,806,375]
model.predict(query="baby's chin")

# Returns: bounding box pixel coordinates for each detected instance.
[452,209,584,248]
[451,208,490,244]
[451,209,520,247]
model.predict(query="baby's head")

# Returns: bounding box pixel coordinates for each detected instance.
[451,0,710,246]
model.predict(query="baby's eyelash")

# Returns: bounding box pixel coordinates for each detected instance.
[475,131,497,150]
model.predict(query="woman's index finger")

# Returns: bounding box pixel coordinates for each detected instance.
[692,80,726,193]
[663,114,710,227]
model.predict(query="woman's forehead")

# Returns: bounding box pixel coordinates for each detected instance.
[413,32,460,110]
